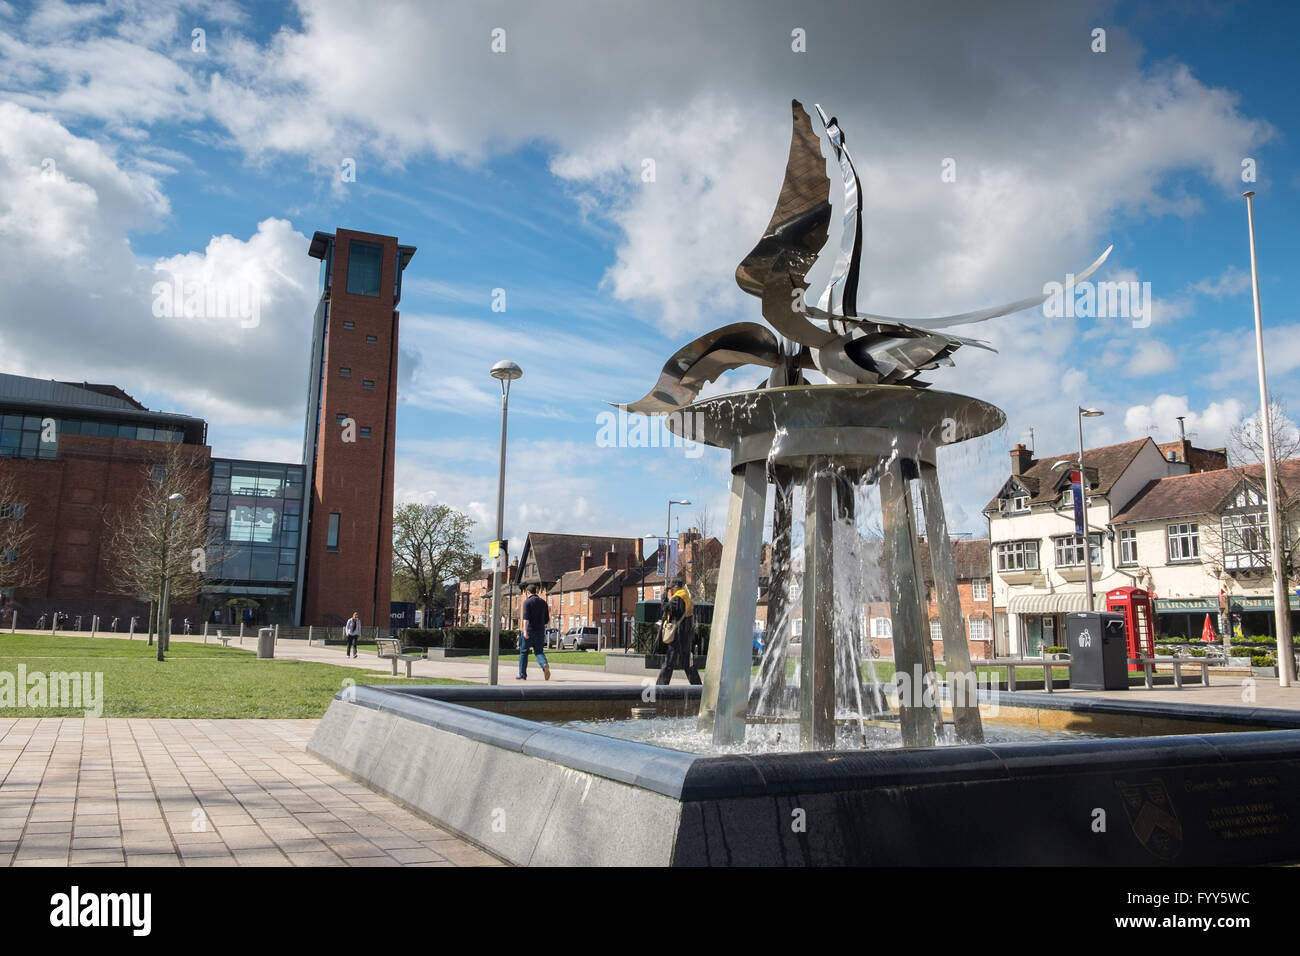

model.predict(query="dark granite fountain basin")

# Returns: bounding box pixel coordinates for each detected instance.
[308,683,1300,866]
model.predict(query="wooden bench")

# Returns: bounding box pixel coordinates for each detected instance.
[375,638,423,677]
[1131,656,1209,689]
[982,657,1071,693]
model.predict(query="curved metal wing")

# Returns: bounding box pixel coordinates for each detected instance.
[620,322,787,415]
[735,100,831,302]
[841,245,1114,330]
[813,104,862,324]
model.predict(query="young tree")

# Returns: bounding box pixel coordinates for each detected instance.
[682,509,722,605]
[392,503,478,627]
[0,466,44,619]
[103,443,214,659]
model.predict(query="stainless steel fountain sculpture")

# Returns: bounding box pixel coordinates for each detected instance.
[623,101,1111,750]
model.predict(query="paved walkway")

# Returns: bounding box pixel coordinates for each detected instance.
[0,718,504,867]
[21,628,665,685]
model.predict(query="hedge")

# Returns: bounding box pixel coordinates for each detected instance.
[1229,646,1255,657]
[1251,655,1275,668]
[399,627,519,651]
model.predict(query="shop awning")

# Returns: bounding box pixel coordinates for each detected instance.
[1007,592,1104,615]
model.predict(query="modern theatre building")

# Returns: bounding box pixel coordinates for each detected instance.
[0,227,414,629]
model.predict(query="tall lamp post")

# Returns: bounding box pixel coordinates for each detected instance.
[1056,408,1104,612]
[487,360,522,686]
[665,499,691,588]
[1243,191,1295,688]
[157,492,185,662]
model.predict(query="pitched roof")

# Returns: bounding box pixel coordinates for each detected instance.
[516,531,642,585]
[1113,460,1300,524]
[554,567,613,594]
[917,539,991,584]
[984,438,1152,513]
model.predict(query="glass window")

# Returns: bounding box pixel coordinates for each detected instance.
[339,367,351,377]
[211,477,230,495]
[1054,534,1101,568]
[363,380,375,389]
[1,415,21,430]
[212,461,231,477]
[97,421,117,437]
[250,549,278,582]
[366,335,377,343]
[972,579,988,601]
[210,495,228,511]
[343,320,355,329]
[327,513,340,551]
[22,416,41,430]
[1119,528,1138,566]
[283,499,301,515]
[1167,523,1200,562]
[996,540,1039,571]
[346,241,383,297]
[360,427,371,438]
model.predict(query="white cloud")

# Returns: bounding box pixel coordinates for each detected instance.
[1126,340,1176,376]
[1123,394,1246,448]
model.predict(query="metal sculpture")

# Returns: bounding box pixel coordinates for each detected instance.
[627,100,1111,413]
[622,101,1111,752]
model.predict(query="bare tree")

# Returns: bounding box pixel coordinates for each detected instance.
[682,508,722,604]
[392,503,478,627]
[1201,403,1300,660]
[104,443,214,658]
[0,465,44,620]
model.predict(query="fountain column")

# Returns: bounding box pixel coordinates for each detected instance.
[754,475,794,711]
[698,461,767,745]
[879,457,936,748]
[800,459,836,750]
[918,462,985,743]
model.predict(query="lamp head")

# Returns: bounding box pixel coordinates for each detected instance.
[168,493,185,503]
[671,499,692,506]
[490,360,523,382]
[1079,407,1104,418]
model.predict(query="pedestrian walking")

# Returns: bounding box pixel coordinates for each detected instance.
[518,584,551,681]
[656,576,701,686]
[344,611,361,658]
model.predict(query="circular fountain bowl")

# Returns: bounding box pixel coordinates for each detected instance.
[664,384,1005,471]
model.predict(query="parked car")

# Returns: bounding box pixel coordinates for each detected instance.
[543,627,561,648]
[561,625,600,650]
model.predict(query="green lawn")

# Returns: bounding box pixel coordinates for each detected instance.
[0,633,469,719]
[467,650,606,667]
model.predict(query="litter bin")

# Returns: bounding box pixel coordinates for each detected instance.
[1065,611,1128,690]
[257,626,275,659]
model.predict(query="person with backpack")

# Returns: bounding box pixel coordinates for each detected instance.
[344,611,361,658]
[656,576,701,686]
[518,584,551,680]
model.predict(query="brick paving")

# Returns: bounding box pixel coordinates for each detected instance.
[0,718,504,867]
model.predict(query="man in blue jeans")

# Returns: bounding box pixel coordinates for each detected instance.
[518,584,551,680]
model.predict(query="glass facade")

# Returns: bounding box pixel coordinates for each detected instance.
[203,459,304,626]
[346,240,383,296]
[0,409,184,459]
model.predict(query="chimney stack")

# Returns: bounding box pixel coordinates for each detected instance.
[1010,443,1033,476]
[605,550,617,570]
[580,550,591,572]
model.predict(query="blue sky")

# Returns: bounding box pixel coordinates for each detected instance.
[2,0,1299,554]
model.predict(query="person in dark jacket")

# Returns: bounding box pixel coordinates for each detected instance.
[656,576,701,686]
[519,584,551,680]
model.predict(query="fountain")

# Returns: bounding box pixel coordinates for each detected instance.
[308,101,1300,867]
[623,100,1105,751]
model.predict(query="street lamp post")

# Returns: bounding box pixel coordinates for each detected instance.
[1077,408,1104,613]
[157,492,185,662]
[665,499,691,589]
[487,360,522,686]
[1243,191,1295,688]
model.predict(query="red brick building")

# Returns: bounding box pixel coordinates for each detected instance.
[302,228,416,627]
[0,376,210,626]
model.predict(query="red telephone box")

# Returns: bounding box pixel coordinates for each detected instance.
[1106,586,1155,659]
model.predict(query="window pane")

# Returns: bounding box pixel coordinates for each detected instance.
[327,513,340,550]
[346,241,383,297]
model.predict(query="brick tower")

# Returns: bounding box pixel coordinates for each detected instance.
[299,228,416,627]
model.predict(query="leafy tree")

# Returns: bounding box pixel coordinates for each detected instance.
[392,503,478,628]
